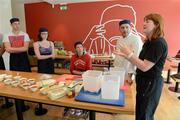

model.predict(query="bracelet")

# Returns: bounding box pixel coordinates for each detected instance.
[127,52,133,59]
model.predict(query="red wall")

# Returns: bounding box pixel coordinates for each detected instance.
[25,0,180,55]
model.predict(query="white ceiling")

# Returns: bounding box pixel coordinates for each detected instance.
[15,0,111,4]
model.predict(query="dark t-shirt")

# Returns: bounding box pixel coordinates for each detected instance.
[136,37,168,78]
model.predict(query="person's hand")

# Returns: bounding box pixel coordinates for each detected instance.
[51,54,55,59]
[117,41,132,55]
[113,41,132,59]
[127,79,133,85]
[126,74,133,86]
[5,48,11,53]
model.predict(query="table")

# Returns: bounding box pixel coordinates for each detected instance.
[0,70,134,120]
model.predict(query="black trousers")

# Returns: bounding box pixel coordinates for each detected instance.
[135,76,163,120]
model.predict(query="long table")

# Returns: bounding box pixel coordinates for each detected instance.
[0,70,134,120]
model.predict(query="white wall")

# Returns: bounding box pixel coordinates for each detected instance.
[11,0,27,32]
[0,0,12,70]
[0,0,12,33]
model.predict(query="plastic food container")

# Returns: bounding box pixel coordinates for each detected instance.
[4,75,12,79]
[82,70,102,93]
[109,67,125,87]
[11,81,20,87]
[13,76,21,81]
[101,75,120,100]
[48,88,66,100]
[0,74,6,81]
[4,79,12,85]
[29,85,38,92]
[27,79,36,85]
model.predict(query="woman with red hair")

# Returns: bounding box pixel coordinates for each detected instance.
[114,13,168,120]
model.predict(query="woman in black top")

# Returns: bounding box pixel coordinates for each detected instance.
[114,13,168,120]
[33,27,54,116]
[34,27,54,74]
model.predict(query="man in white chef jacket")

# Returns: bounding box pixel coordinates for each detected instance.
[113,19,143,84]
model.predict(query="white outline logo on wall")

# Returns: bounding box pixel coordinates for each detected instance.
[83,4,144,54]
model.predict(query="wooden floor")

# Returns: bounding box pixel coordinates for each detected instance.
[0,70,180,120]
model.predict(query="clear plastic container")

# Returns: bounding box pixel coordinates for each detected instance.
[109,67,125,87]
[82,70,102,93]
[101,75,120,100]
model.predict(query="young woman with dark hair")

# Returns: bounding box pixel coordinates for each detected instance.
[33,27,55,116]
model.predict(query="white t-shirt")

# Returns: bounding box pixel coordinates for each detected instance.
[113,32,143,74]
[3,31,30,47]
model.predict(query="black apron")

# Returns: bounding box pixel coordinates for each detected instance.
[38,58,54,74]
[0,56,5,70]
[10,52,31,72]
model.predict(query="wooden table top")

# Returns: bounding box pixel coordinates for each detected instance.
[0,70,134,115]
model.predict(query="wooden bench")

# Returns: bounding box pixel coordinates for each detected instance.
[169,75,180,93]
[166,65,178,84]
